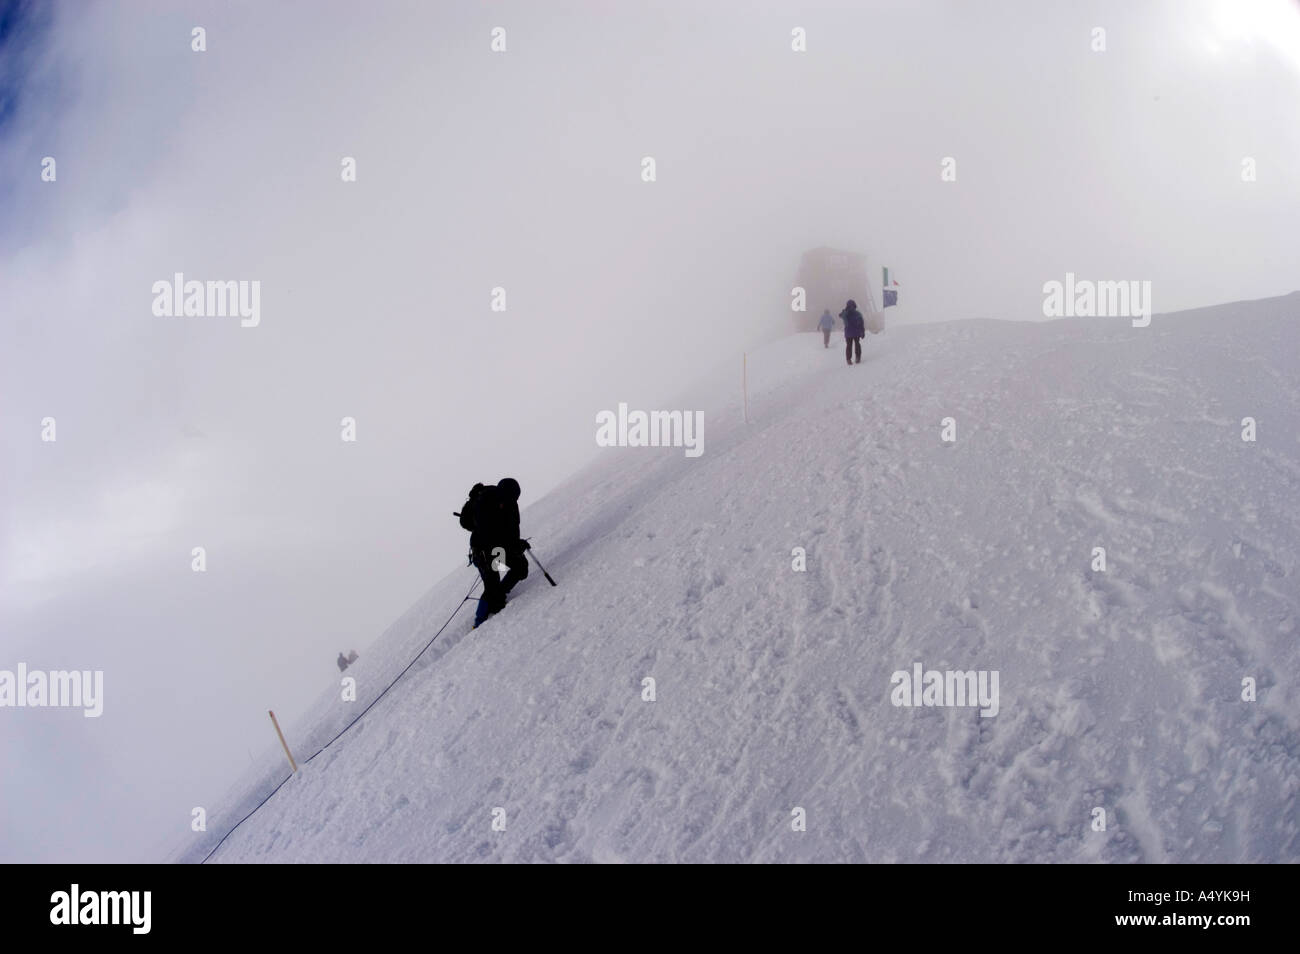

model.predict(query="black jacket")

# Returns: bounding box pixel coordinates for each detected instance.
[467,484,521,550]
[840,307,866,338]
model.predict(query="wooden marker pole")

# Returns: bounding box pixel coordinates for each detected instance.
[743,352,749,424]
[269,709,298,773]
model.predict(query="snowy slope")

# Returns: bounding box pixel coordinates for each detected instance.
[184,295,1300,863]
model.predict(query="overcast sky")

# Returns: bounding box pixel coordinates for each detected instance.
[1,0,1297,861]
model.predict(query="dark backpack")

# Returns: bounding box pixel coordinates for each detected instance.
[458,483,486,531]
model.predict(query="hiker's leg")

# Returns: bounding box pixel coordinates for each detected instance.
[473,548,506,611]
[501,548,529,594]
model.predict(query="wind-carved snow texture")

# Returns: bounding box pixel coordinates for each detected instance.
[184,295,1300,863]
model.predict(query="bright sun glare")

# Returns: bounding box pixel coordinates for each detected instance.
[1205,0,1300,66]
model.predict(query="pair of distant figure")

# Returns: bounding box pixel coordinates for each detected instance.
[817,301,867,365]
[336,650,358,672]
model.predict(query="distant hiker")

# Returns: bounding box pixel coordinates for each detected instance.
[337,652,349,672]
[458,477,530,627]
[817,308,835,348]
[346,650,358,664]
[840,299,865,365]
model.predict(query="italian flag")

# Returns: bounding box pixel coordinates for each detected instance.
[882,267,899,308]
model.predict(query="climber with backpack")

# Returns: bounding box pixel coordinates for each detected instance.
[840,299,866,366]
[457,478,530,627]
